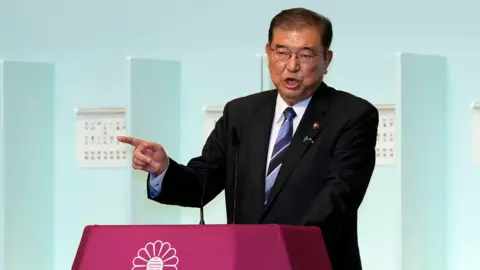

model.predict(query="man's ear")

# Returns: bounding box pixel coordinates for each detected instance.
[324,49,333,68]
[265,43,271,59]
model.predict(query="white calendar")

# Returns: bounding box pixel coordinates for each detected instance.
[75,107,128,167]
[473,102,480,164]
[375,106,396,165]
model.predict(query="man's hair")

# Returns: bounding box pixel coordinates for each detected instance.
[268,8,333,52]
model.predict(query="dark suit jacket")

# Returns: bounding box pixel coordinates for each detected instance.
[148,82,379,270]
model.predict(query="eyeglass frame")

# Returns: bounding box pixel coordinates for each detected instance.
[268,46,327,65]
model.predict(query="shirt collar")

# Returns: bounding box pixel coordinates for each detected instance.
[274,93,312,124]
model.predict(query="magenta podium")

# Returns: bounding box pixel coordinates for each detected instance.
[72,224,332,270]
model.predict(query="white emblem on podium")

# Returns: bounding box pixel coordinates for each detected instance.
[132,240,179,270]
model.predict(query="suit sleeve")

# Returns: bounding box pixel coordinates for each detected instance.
[299,105,379,248]
[146,105,230,208]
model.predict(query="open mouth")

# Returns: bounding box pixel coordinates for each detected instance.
[284,77,300,89]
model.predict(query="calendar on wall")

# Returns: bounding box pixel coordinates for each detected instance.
[75,107,128,167]
[375,105,396,165]
[473,102,480,164]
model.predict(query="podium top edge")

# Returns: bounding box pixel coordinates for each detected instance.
[82,224,320,230]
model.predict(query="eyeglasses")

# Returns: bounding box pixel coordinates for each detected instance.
[270,47,321,65]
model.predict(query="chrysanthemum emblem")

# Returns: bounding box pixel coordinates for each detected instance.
[132,240,179,270]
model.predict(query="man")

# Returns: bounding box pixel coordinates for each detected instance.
[118,7,378,270]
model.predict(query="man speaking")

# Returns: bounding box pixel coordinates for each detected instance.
[118,7,378,270]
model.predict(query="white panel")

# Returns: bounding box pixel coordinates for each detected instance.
[375,104,396,165]
[0,60,4,270]
[203,106,223,140]
[473,102,480,164]
[75,107,128,167]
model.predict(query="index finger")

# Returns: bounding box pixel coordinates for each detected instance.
[117,136,143,147]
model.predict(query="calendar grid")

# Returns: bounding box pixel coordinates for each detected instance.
[376,110,395,165]
[76,110,128,167]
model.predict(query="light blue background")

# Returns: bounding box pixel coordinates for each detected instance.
[0,0,479,270]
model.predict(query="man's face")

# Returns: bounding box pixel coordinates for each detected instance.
[266,26,333,105]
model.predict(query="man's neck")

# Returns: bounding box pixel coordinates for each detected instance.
[281,91,316,106]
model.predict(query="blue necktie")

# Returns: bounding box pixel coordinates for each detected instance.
[265,107,296,203]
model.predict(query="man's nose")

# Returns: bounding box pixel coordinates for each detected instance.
[286,53,300,71]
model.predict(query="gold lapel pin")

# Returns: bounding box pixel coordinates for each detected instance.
[313,122,319,129]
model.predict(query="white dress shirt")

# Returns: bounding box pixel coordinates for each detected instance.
[265,94,312,176]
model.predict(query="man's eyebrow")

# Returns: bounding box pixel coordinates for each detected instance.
[272,44,316,51]
[299,46,315,51]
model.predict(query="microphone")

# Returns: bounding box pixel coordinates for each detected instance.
[233,150,238,224]
[199,131,239,225]
[199,143,210,225]
[232,130,239,224]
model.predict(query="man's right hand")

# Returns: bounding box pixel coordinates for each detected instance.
[117,136,169,175]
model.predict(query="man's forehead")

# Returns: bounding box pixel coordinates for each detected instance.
[271,27,321,48]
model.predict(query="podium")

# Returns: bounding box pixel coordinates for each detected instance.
[72,224,332,270]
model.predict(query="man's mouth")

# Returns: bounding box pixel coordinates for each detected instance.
[284,77,300,89]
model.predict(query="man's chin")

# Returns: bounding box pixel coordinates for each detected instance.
[279,86,303,96]
[277,88,307,104]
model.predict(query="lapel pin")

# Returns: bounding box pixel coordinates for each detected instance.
[313,122,319,129]
[303,136,314,144]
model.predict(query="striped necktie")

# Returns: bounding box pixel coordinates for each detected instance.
[265,107,296,203]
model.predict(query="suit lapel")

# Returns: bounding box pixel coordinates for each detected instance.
[243,90,277,219]
[262,83,332,213]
